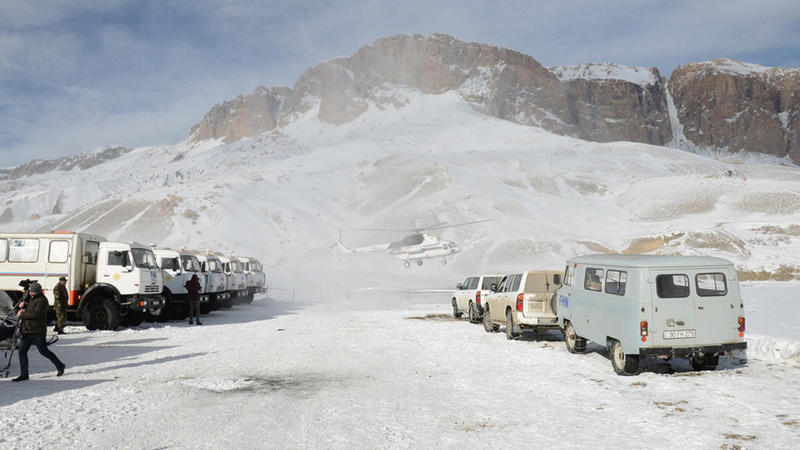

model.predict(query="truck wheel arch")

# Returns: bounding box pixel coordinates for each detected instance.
[78,283,121,313]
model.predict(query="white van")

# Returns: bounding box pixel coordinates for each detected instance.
[557,255,747,375]
[451,274,504,323]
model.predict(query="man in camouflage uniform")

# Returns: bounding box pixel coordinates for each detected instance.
[53,276,68,335]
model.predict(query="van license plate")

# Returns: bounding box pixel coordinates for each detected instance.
[663,329,696,339]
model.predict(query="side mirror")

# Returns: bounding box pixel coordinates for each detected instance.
[553,274,561,285]
[456,283,463,290]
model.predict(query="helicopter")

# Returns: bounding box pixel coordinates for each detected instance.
[334,220,492,268]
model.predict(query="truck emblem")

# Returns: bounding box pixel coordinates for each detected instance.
[113,273,121,281]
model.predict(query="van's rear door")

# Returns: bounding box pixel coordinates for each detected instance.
[650,270,697,347]
[694,269,740,345]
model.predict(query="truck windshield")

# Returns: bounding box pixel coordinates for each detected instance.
[207,259,221,273]
[181,255,201,272]
[232,261,242,273]
[132,249,158,269]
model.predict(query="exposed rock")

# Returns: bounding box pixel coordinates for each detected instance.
[186,35,798,163]
[183,209,199,220]
[188,34,671,147]
[4,146,133,180]
[669,58,799,161]
[189,86,291,142]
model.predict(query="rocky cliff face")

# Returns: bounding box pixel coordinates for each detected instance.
[669,58,799,161]
[190,34,672,147]
[188,35,798,163]
[2,146,132,180]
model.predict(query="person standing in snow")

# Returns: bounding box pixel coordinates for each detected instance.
[53,276,68,335]
[13,282,65,382]
[185,274,202,325]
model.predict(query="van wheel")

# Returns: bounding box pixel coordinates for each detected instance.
[452,299,462,319]
[564,322,586,354]
[483,307,499,333]
[610,340,638,376]
[690,353,719,371]
[506,311,520,340]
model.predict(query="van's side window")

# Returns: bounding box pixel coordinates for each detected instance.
[84,241,99,265]
[656,274,690,298]
[0,238,7,262]
[563,265,574,286]
[605,270,627,296]
[9,238,39,263]
[584,268,603,292]
[696,273,727,296]
[49,240,70,263]
[468,277,480,290]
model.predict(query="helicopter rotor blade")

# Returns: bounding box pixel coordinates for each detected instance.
[425,219,494,231]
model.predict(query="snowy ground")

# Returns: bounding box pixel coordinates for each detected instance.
[1,282,798,448]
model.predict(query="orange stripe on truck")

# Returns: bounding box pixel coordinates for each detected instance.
[69,290,79,307]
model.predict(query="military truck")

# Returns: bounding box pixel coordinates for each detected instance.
[218,255,247,304]
[151,248,209,320]
[237,256,266,304]
[196,252,231,312]
[0,232,164,330]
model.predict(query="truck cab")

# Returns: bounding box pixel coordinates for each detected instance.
[238,256,265,304]
[197,253,231,310]
[152,248,208,320]
[219,255,247,304]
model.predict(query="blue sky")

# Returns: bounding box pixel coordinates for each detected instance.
[1,0,798,166]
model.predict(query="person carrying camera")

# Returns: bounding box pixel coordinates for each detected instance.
[12,282,65,382]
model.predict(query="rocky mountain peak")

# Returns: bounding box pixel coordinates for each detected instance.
[186,33,799,163]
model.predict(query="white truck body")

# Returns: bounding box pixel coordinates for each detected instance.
[218,255,247,302]
[196,253,231,309]
[0,232,163,330]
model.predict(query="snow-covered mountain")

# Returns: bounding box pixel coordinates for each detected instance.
[2,88,799,291]
[190,34,799,163]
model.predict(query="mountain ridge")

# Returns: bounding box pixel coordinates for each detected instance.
[189,33,799,163]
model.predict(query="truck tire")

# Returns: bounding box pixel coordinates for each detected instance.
[550,294,558,315]
[122,310,145,327]
[506,310,520,340]
[565,322,587,354]
[610,339,638,376]
[452,299,462,319]
[82,299,120,331]
[199,302,211,315]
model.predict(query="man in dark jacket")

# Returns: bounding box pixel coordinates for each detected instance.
[13,282,65,381]
[53,276,68,334]
[185,274,202,325]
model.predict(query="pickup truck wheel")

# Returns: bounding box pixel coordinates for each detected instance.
[505,311,520,340]
[452,299,462,319]
[610,340,638,376]
[565,322,586,354]
[690,353,719,371]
